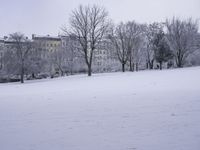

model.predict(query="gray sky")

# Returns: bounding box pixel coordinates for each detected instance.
[0,0,199,37]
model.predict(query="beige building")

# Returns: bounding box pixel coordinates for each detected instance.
[32,34,61,58]
[61,36,120,73]
[0,36,18,71]
[94,39,120,72]
[32,34,62,74]
[1,34,120,75]
[0,38,4,70]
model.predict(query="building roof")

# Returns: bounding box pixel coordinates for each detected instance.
[0,38,4,43]
[32,34,61,41]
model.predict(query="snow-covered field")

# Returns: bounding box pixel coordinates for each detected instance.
[0,67,200,150]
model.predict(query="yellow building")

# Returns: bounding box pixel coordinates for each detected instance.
[32,34,62,74]
[32,34,61,58]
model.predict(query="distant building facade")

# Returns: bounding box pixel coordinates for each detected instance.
[0,34,120,75]
[0,38,4,70]
[31,34,63,74]
[0,36,20,71]
[60,35,120,73]
[32,34,61,58]
[94,39,120,72]
[60,35,87,73]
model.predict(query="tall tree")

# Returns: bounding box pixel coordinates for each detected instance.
[143,23,163,69]
[109,23,129,72]
[166,17,199,67]
[132,35,145,71]
[153,30,173,70]
[63,5,110,76]
[51,47,68,76]
[8,32,33,83]
[126,21,142,71]
[61,36,82,75]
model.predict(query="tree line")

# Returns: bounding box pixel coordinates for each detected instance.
[64,5,199,75]
[0,4,199,83]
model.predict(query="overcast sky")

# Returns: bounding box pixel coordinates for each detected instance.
[0,0,199,38]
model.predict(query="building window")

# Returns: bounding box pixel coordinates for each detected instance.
[98,62,101,66]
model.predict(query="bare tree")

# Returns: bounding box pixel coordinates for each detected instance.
[126,21,143,71]
[63,5,110,76]
[61,36,81,75]
[109,23,130,72]
[2,48,18,77]
[166,17,199,67]
[29,43,49,78]
[153,30,173,70]
[143,23,163,69]
[132,35,145,71]
[50,47,68,76]
[8,33,33,83]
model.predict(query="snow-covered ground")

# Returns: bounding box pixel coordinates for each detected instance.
[0,67,200,150]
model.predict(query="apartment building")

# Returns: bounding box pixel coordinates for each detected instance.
[32,34,62,58]
[0,38,4,70]
[0,34,120,75]
[0,36,23,71]
[94,39,120,72]
[61,36,120,73]
[31,34,62,74]
[60,35,87,73]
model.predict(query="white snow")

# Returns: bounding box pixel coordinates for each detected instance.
[0,67,200,150]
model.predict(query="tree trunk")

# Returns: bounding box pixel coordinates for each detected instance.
[146,62,149,69]
[70,67,73,75]
[70,61,74,75]
[148,61,151,70]
[88,64,92,76]
[129,59,133,72]
[122,63,125,72]
[20,61,24,83]
[136,63,138,72]
[32,73,35,79]
[21,67,24,83]
[176,52,183,68]
[0,56,2,70]
[159,62,163,70]
[61,70,64,76]
[176,59,183,68]
[149,60,154,70]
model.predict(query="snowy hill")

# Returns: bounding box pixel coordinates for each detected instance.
[0,67,200,150]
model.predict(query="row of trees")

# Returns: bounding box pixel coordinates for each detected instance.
[64,5,199,76]
[1,33,82,83]
[0,5,199,83]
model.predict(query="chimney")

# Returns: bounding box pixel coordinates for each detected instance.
[3,36,8,40]
[32,34,35,40]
